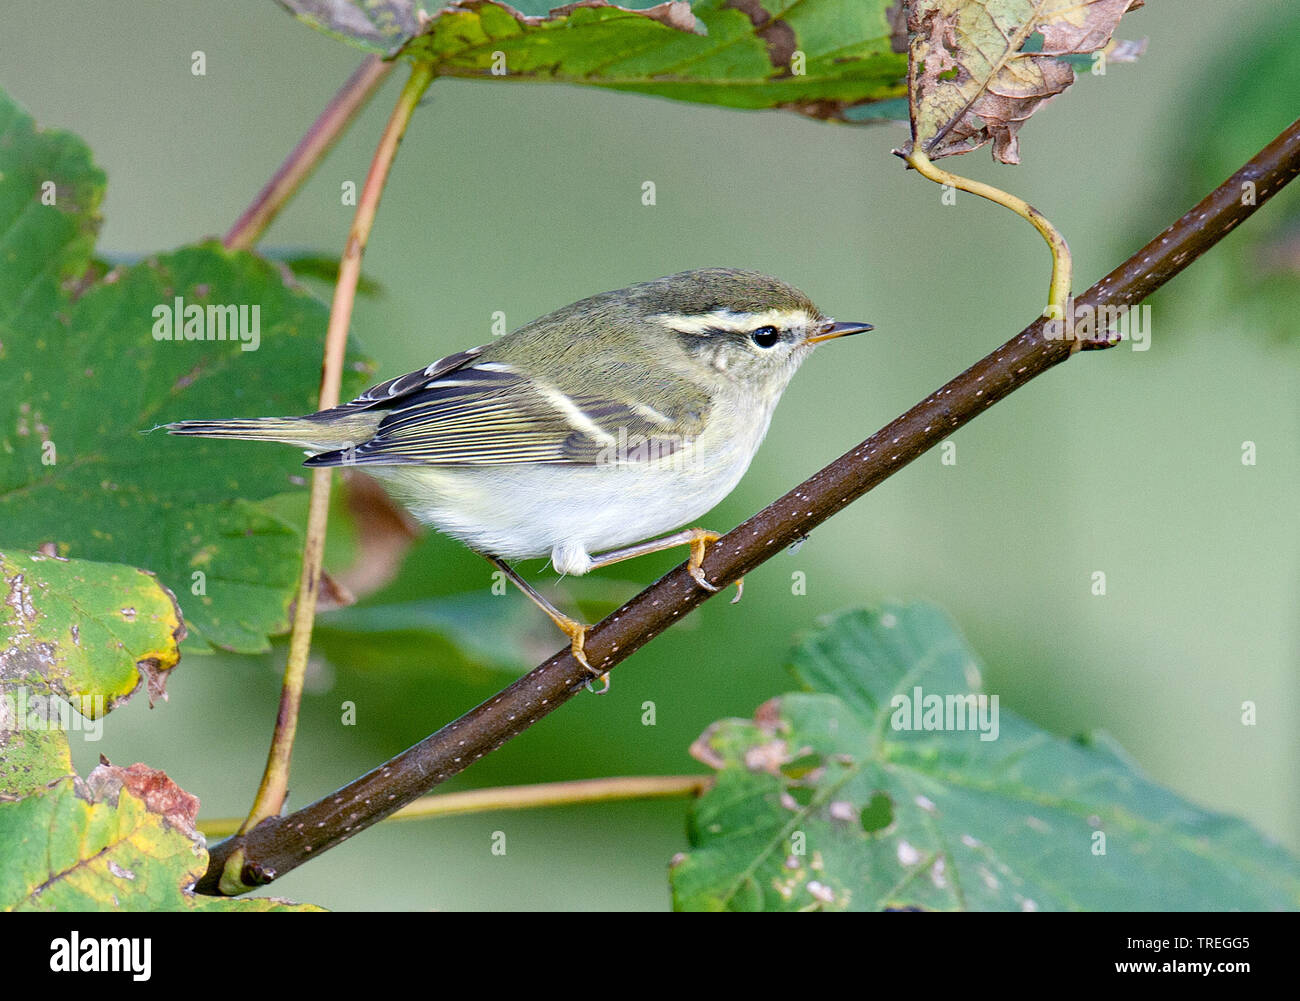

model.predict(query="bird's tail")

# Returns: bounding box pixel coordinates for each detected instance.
[162,415,376,452]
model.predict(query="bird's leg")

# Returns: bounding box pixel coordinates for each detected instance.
[588,527,743,603]
[485,555,608,693]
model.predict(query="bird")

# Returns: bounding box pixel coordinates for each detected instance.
[165,268,871,686]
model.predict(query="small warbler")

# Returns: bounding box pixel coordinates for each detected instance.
[167,268,870,682]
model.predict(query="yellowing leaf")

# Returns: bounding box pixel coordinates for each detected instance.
[0,550,184,797]
[0,551,183,708]
[903,0,1144,163]
[0,760,319,911]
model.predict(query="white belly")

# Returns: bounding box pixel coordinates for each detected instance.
[367,394,774,574]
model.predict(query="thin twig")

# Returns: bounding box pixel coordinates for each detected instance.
[220,62,437,895]
[223,56,395,251]
[198,775,710,839]
[198,117,1300,895]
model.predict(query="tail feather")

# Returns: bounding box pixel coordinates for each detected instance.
[163,416,376,452]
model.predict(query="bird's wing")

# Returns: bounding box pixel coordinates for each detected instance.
[305,358,709,467]
[321,346,488,415]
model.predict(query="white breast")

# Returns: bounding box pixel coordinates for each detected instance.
[369,390,777,574]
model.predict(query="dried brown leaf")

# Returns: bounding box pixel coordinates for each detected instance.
[902,0,1144,164]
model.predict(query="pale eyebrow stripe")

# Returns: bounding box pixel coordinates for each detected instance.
[650,308,810,335]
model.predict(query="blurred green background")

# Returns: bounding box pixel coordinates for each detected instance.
[2,0,1296,910]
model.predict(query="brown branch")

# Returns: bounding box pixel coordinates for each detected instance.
[198,117,1300,895]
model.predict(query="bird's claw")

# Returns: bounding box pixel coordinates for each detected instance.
[687,529,743,602]
[564,623,611,695]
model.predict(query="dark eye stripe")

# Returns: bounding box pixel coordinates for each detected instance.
[673,329,714,353]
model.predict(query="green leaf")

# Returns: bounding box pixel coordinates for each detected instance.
[0,550,184,798]
[0,761,319,911]
[277,0,910,123]
[902,0,1144,163]
[671,603,1300,911]
[0,88,375,653]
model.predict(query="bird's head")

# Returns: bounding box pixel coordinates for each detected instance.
[628,268,872,393]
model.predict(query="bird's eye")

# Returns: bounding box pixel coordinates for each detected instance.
[750,326,780,348]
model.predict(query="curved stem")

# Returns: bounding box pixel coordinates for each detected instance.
[224,56,395,251]
[903,147,1073,319]
[222,61,437,895]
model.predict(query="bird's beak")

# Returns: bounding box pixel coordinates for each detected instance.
[804,319,874,345]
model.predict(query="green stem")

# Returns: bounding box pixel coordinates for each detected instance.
[199,775,710,839]
[221,61,437,896]
[904,147,1073,319]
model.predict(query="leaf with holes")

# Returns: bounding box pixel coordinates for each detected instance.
[901,0,1145,163]
[0,760,320,910]
[0,550,184,797]
[0,88,374,653]
[277,0,911,124]
[671,603,1300,911]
